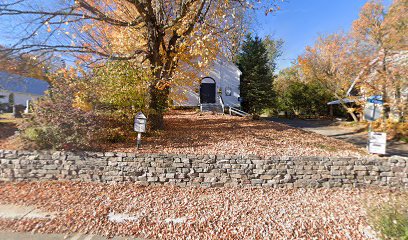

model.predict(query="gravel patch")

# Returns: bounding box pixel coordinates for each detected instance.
[0,181,397,239]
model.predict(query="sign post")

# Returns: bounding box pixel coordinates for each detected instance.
[364,96,386,154]
[134,112,147,149]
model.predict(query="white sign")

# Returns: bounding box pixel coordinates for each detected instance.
[368,132,386,154]
[134,112,147,133]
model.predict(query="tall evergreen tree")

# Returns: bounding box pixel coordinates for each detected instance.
[238,35,275,115]
[8,93,14,107]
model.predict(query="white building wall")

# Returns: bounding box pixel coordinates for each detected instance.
[0,90,41,106]
[212,59,241,107]
[173,56,241,107]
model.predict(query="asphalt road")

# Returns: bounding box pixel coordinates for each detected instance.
[267,118,408,157]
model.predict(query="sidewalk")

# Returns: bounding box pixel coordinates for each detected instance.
[267,118,408,157]
[0,204,142,240]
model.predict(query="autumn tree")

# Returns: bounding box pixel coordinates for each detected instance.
[274,64,333,117]
[298,33,361,121]
[21,68,101,150]
[350,0,408,121]
[0,46,46,80]
[351,0,407,55]
[297,0,407,123]
[274,65,303,115]
[0,0,280,130]
[263,35,284,73]
[274,64,301,94]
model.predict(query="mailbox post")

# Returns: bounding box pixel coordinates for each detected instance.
[134,112,147,149]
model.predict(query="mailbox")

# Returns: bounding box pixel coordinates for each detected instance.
[225,86,232,96]
[134,112,147,133]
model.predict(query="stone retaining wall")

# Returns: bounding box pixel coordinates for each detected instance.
[1,150,407,188]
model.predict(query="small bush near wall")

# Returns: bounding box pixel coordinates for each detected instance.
[21,98,101,150]
[371,120,408,142]
[20,62,149,151]
[368,194,408,239]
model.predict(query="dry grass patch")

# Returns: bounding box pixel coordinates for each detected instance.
[0,113,23,150]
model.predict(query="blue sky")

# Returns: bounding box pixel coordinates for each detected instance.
[253,0,391,72]
[0,0,392,71]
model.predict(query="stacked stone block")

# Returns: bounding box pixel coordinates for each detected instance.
[0,150,407,188]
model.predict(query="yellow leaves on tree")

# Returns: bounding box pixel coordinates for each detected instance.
[298,33,357,94]
[298,33,361,121]
[0,0,281,129]
[68,0,271,129]
[298,0,407,122]
[72,92,93,112]
[0,46,47,80]
[350,0,407,121]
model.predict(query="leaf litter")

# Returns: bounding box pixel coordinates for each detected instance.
[0,181,394,239]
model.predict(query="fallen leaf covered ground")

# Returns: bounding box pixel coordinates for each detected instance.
[0,114,23,150]
[0,110,366,157]
[113,111,366,157]
[0,181,398,239]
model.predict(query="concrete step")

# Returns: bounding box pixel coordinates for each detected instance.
[201,104,223,113]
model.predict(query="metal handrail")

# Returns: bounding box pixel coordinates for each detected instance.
[229,107,250,117]
[218,95,225,113]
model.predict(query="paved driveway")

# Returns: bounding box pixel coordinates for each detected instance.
[267,118,408,157]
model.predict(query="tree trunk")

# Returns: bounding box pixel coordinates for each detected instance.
[395,80,402,122]
[148,83,170,130]
[333,93,359,122]
[348,108,358,122]
[381,50,391,121]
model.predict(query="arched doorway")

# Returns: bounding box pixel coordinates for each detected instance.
[200,77,216,104]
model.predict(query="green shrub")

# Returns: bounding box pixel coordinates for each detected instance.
[22,127,52,148]
[21,98,101,150]
[368,195,408,239]
[20,62,149,150]
[274,65,334,117]
[20,69,102,150]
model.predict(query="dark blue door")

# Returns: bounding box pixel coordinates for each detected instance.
[200,83,216,103]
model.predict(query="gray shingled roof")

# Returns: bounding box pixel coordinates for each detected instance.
[0,72,49,95]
